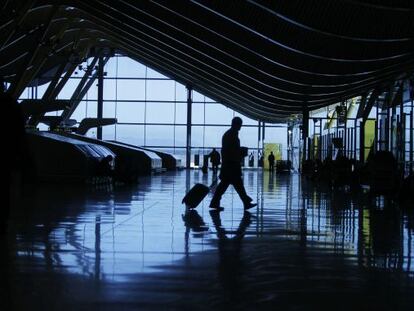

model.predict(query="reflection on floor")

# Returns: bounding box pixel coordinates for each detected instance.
[4,170,414,310]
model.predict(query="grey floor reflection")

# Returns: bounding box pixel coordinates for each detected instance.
[210,210,252,304]
[6,170,414,310]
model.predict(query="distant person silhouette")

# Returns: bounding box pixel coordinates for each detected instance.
[258,151,263,167]
[248,152,254,167]
[268,151,275,172]
[209,148,221,174]
[1,77,26,234]
[210,117,257,210]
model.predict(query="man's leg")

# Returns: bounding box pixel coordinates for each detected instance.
[232,178,253,205]
[210,179,230,208]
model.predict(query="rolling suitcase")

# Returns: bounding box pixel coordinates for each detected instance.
[182,183,210,209]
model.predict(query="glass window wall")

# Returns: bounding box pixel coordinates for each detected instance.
[21,55,289,165]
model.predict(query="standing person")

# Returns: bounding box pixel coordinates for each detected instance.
[268,151,275,172]
[209,148,221,174]
[258,151,264,167]
[210,117,257,210]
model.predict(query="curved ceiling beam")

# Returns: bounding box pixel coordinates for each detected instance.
[189,0,413,62]
[247,0,411,43]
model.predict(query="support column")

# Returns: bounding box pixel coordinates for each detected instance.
[287,125,291,162]
[60,56,102,122]
[410,79,414,172]
[302,106,309,162]
[97,56,104,140]
[186,86,192,168]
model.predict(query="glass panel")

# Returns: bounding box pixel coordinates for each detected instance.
[146,80,175,101]
[18,88,29,100]
[71,101,87,121]
[174,125,186,147]
[145,125,175,147]
[87,83,97,100]
[102,125,116,140]
[265,125,287,159]
[204,125,226,148]
[85,128,97,139]
[45,111,59,116]
[368,106,377,119]
[116,101,145,123]
[193,90,204,103]
[57,78,79,99]
[104,57,118,78]
[239,126,259,148]
[204,95,217,103]
[265,125,287,144]
[86,101,97,118]
[146,102,175,124]
[103,79,116,100]
[146,67,167,79]
[205,103,233,125]
[117,56,146,78]
[192,103,204,124]
[175,102,187,124]
[175,82,187,102]
[38,123,49,131]
[115,124,144,146]
[103,101,116,118]
[117,79,145,100]
[191,126,204,147]
[36,82,50,98]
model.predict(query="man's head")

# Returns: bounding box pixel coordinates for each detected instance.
[231,117,242,131]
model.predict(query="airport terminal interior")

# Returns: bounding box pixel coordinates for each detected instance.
[2,1,414,310]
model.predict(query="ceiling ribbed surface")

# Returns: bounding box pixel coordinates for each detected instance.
[1,1,413,122]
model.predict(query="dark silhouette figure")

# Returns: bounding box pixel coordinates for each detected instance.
[210,117,256,210]
[258,152,264,167]
[400,172,414,206]
[209,148,221,174]
[268,151,275,172]
[209,210,252,305]
[248,152,254,167]
[98,155,114,177]
[2,78,26,235]
[366,151,400,196]
[201,154,209,174]
[94,155,114,186]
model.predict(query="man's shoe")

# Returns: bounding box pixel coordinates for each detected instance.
[244,202,257,210]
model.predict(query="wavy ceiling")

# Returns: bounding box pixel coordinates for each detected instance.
[1,0,413,122]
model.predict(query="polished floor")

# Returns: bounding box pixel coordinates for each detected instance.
[3,170,414,310]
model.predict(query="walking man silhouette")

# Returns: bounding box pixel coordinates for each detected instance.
[210,117,257,210]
